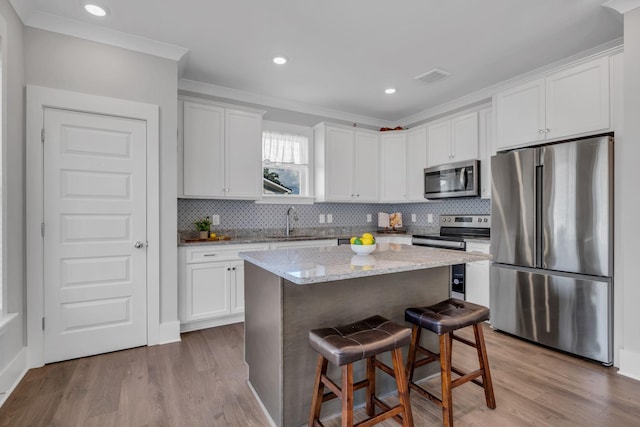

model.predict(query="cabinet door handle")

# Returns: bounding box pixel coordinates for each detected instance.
[232,267,236,271]
[544,128,550,133]
[538,129,545,134]
[203,254,216,257]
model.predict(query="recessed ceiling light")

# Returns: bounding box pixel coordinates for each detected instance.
[385,88,397,95]
[84,3,109,17]
[273,56,288,65]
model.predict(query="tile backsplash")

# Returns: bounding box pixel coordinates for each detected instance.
[178,198,490,232]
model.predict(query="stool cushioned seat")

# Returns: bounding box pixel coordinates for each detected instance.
[405,298,489,335]
[309,315,412,366]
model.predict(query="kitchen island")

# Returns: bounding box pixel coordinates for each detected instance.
[240,243,491,427]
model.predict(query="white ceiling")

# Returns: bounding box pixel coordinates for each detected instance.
[10,0,623,125]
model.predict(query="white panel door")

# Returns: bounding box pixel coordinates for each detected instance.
[43,108,147,363]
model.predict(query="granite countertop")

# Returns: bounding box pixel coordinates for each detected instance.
[178,230,417,247]
[239,243,491,285]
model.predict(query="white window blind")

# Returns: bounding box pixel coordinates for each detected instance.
[262,131,308,165]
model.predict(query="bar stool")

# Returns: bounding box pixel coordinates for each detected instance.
[405,298,496,427]
[308,315,414,427]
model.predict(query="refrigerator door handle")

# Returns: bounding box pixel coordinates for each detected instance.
[535,164,543,268]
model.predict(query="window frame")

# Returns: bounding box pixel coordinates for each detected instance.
[258,120,315,205]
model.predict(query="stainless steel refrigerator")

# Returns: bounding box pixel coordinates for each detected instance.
[490,135,613,365]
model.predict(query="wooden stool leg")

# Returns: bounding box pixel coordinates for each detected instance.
[473,324,496,410]
[391,348,415,427]
[309,355,328,426]
[439,333,453,427]
[406,324,422,381]
[366,356,375,417]
[342,363,354,427]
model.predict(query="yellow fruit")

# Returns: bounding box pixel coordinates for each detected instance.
[209,232,217,239]
[361,237,374,245]
[350,236,357,244]
[362,232,374,240]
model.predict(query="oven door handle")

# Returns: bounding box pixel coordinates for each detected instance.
[412,238,465,250]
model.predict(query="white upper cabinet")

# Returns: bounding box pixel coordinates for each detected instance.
[426,112,478,167]
[180,98,264,199]
[495,56,610,150]
[478,108,494,199]
[354,131,380,201]
[405,127,428,201]
[314,123,379,202]
[379,132,408,202]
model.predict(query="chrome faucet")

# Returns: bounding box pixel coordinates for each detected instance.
[286,206,298,236]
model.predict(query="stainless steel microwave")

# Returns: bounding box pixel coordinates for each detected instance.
[424,160,480,199]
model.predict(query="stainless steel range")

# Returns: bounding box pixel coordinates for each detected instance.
[412,214,490,300]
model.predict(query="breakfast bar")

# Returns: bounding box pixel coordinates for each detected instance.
[240,243,491,427]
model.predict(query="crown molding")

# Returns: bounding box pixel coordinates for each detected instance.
[602,0,640,14]
[397,38,623,127]
[178,78,391,128]
[10,3,188,61]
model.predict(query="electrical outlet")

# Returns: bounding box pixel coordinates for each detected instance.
[366,214,372,223]
[319,214,325,224]
[212,214,220,225]
[327,214,333,223]
[427,214,433,223]
[411,213,417,222]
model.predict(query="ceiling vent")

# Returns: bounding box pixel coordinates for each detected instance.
[414,68,451,84]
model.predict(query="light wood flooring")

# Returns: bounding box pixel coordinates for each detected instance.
[1,323,640,427]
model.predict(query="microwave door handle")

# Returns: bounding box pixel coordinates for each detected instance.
[459,167,467,189]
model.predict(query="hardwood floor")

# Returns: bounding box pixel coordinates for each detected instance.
[2,323,640,427]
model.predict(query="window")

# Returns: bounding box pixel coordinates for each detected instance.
[262,127,311,198]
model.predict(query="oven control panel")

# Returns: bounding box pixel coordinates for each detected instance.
[440,215,490,228]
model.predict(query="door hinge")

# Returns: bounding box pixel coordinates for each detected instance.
[41,128,45,143]
[42,317,45,330]
[41,222,45,237]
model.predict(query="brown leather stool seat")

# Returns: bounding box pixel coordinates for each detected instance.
[308,315,414,427]
[405,298,496,426]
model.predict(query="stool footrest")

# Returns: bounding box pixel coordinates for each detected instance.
[450,367,484,389]
[451,366,484,388]
[356,399,405,427]
[321,377,369,402]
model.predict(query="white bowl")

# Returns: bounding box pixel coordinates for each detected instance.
[351,243,376,255]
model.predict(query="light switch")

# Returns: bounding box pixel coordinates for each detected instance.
[427,214,433,223]
[212,214,220,225]
[319,214,325,224]
[366,214,372,223]
[327,214,333,223]
[411,213,417,222]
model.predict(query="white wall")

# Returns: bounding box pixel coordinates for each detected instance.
[24,29,179,333]
[0,0,26,402]
[619,7,640,379]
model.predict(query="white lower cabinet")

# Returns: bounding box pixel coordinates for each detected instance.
[465,242,491,311]
[179,240,337,332]
[179,243,269,332]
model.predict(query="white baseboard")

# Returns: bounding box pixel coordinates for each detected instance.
[618,349,640,381]
[180,314,244,333]
[156,321,181,345]
[247,380,278,427]
[0,348,28,408]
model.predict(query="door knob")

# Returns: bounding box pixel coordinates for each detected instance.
[134,241,145,248]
